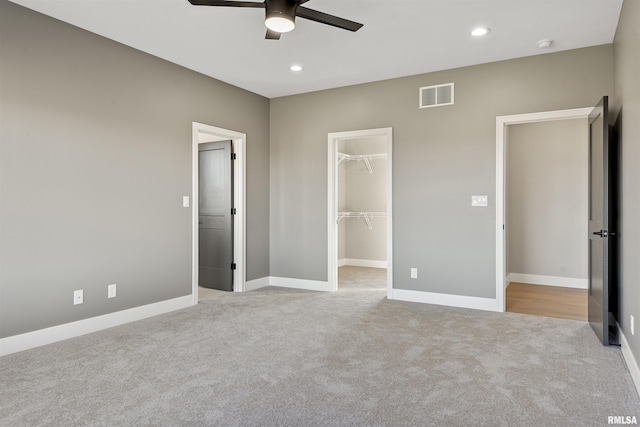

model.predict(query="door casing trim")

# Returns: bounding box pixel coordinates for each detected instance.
[192,122,246,304]
[495,107,591,312]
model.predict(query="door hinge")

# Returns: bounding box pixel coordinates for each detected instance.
[231,153,236,160]
[231,263,236,270]
[231,208,237,215]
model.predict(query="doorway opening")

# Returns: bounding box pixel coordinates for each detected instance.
[328,128,393,296]
[496,108,592,315]
[192,122,246,304]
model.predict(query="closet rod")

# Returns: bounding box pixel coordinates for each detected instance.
[337,152,387,174]
[337,211,387,229]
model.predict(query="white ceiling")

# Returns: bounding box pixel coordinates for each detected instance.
[9,0,623,99]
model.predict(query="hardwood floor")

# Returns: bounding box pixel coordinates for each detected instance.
[506,282,587,321]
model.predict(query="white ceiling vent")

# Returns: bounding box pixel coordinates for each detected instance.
[419,83,454,109]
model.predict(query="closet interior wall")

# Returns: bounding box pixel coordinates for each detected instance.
[338,137,387,268]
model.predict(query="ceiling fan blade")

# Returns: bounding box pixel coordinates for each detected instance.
[188,0,264,8]
[265,28,281,40]
[296,6,363,32]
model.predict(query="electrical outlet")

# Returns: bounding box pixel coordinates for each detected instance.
[73,290,83,305]
[108,284,117,299]
[182,196,190,208]
[410,268,418,279]
[631,315,635,336]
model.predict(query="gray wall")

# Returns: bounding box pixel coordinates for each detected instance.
[507,119,588,280]
[613,0,640,373]
[343,138,387,262]
[0,0,270,338]
[270,45,613,297]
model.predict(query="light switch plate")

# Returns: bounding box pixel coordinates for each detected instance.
[182,196,190,208]
[471,195,488,207]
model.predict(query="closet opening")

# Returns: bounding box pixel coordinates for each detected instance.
[496,108,592,316]
[505,118,589,321]
[327,128,393,296]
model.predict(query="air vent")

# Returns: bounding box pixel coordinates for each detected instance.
[419,83,454,109]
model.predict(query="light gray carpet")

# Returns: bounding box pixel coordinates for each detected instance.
[1,266,638,426]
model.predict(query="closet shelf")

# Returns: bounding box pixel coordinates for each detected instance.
[337,211,387,229]
[337,152,387,174]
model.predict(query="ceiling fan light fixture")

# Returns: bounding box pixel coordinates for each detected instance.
[265,0,297,33]
[266,16,295,33]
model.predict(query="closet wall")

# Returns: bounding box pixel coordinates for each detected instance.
[338,136,387,268]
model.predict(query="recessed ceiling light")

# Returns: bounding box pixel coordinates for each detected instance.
[290,65,303,72]
[537,39,553,48]
[471,27,490,37]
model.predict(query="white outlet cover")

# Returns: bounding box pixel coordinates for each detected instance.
[471,195,488,207]
[410,268,418,279]
[108,284,117,299]
[73,290,83,305]
[182,196,190,208]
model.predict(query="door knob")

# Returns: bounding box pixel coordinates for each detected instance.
[593,230,608,237]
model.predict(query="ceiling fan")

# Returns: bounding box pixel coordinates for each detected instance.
[187,0,364,40]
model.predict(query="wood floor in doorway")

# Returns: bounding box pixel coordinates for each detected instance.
[506,282,587,321]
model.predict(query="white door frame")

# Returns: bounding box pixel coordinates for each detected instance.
[192,122,246,304]
[495,107,591,312]
[328,127,393,296]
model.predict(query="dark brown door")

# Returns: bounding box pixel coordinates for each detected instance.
[588,96,615,345]
[199,140,234,291]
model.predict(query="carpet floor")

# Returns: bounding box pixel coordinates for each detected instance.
[1,267,638,426]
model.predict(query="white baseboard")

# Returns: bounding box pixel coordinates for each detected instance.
[618,323,640,399]
[507,273,587,289]
[244,276,332,292]
[338,258,347,267]
[341,259,387,269]
[389,289,496,312]
[245,277,271,292]
[270,276,332,292]
[0,295,193,357]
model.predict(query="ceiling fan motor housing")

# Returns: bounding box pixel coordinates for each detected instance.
[265,0,297,26]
